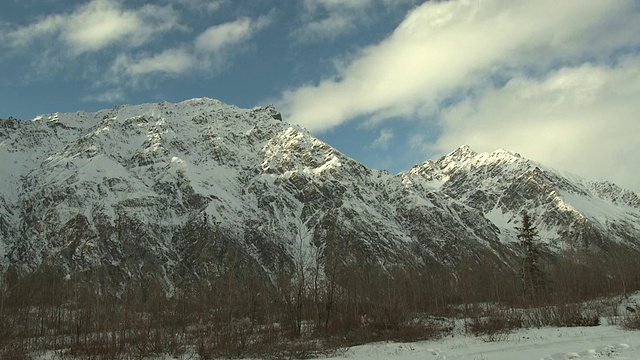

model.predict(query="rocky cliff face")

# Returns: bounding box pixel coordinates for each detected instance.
[1,98,638,287]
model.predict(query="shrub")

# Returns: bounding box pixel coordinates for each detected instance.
[0,342,33,360]
[466,306,522,342]
[524,303,600,328]
[552,304,600,327]
[621,304,640,330]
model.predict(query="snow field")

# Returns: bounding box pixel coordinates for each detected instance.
[328,325,639,360]
[327,295,640,360]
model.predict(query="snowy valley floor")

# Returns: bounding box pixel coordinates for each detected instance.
[25,293,640,360]
[32,324,639,360]
[327,325,639,360]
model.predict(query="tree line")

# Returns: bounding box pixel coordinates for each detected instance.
[1,213,639,359]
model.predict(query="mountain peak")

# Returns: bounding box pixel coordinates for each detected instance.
[450,144,477,159]
[493,148,521,158]
[476,148,524,166]
[179,97,222,106]
[436,145,478,173]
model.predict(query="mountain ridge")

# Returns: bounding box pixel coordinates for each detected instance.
[1,98,638,287]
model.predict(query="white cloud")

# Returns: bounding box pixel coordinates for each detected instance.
[111,48,196,76]
[4,0,180,54]
[168,0,228,13]
[305,0,373,11]
[294,0,375,42]
[280,0,640,132]
[63,1,143,52]
[291,0,419,42]
[381,0,419,5]
[82,89,126,103]
[109,15,271,83]
[195,16,271,54]
[372,128,394,149]
[431,58,640,193]
[294,14,354,42]
[279,0,640,190]
[3,15,64,48]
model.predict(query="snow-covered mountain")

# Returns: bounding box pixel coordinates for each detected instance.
[1,98,638,286]
[406,146,640,250]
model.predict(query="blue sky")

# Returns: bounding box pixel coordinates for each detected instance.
[1,0,640,193]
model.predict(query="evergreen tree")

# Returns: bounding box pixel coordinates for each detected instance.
[516,211,545,302]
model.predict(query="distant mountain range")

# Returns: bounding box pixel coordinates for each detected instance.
[1,98,639,287]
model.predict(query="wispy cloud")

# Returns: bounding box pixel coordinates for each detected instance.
[111,48,196,77]
[293,14,354,42]
[107,14,272,87]
[4,0,180,54]
[293,0,374,42]
[292,0,419,43]
[308,0,374,10]
[167,0,228,13]
[372,128,394,149]
[195,16,271,54]
[82,89,126,103]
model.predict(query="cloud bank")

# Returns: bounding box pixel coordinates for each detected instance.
[279,0,640,191]
[280,0,640,131]
[434,58,640,192]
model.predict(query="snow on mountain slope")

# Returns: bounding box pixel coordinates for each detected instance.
[406,145,640,249]
[1,98,639,285]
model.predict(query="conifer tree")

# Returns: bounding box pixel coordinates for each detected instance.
[516,211,545,302]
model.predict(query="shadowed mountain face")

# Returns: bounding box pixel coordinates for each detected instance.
[1,98,639,287]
